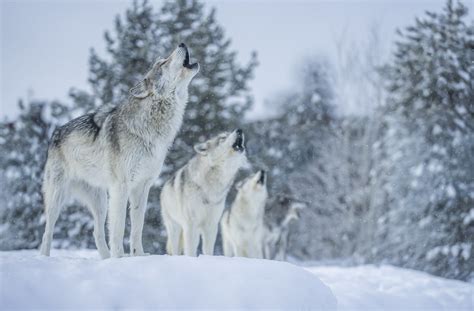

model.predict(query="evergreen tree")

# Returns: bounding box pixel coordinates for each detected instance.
[381,0,473,280]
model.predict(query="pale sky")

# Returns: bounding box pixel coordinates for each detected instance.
[1,0,465,120]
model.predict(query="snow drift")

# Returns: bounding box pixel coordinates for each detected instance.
[2,250,472,310]
[0,250,336,310]
[307,265,473,311]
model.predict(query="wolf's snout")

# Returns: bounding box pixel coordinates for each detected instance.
[258,170,266,185]
[179,43,199,70]
[232,129,245,152]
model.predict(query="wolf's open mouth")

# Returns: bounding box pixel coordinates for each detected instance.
[181,43,198,69]
[232,130,245,152]
[258,170,266,185]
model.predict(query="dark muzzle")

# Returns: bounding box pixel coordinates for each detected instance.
[180,43,198,69]
[258,170,266,185]
[232,129,245,152]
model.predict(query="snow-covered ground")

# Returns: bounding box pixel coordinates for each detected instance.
[307,265,473,311]
[0,250,335,310]
[1,250,472,310]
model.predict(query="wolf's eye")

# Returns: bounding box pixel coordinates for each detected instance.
[218,136,227,142]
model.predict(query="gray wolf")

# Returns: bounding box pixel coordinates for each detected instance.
[264,196,306,260]
[221,170,268,258]
[40,43,199,258]
[160,129,248,256]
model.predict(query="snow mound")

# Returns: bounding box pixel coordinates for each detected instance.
[0,250,336,310]
[306,265,473,311]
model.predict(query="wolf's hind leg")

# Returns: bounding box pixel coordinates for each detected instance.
[129,182,151,256]
[71,181,110,259]
[40,179,67,256]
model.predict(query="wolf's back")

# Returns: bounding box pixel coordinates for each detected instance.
[50,113,102,149]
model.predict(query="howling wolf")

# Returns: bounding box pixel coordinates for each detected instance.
[40,43,199,258]
[160,129,248,256]
[221,170,268,258]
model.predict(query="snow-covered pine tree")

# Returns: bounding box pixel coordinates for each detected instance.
[381,0,473,281]
[70,0,257,252]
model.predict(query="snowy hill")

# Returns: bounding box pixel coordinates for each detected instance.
[1,250,472,310]
[0,250,335,310]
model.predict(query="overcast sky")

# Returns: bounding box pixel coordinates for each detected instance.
[1,0,466,120]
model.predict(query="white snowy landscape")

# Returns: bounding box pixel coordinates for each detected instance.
[1,250,472,310]
[1,0,473,309]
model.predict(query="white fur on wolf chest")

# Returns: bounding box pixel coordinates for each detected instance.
[129,94,186,142]
[125,143,167,185]
[123,94,186,184]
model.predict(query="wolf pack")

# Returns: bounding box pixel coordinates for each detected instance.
[39,44,302,261]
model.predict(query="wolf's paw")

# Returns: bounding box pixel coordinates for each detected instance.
[110,249,126,258]
[98,250,111,259]
[132,251,150,256]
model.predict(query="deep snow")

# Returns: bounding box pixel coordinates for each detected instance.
[1,250,473,310]
[307,265,473,311]
[0,250,336,310]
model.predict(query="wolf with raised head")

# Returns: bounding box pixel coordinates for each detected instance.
[161,129,247,256]
[40,43,199,258]
[221,170,267,258]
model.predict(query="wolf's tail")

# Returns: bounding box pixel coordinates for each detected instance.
[40,153,67,256]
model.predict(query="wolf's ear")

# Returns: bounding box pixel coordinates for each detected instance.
[194,142,208,155]
[130,59,166,99]
[130,78,153,99]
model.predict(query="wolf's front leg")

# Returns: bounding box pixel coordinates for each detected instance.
[263,240,272,260]
[201,224,218,256]
[129,182,152,256]
[108,183,129,258]
[248,241,264,259]
[222,236,234,257]
[183,225,200,257]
